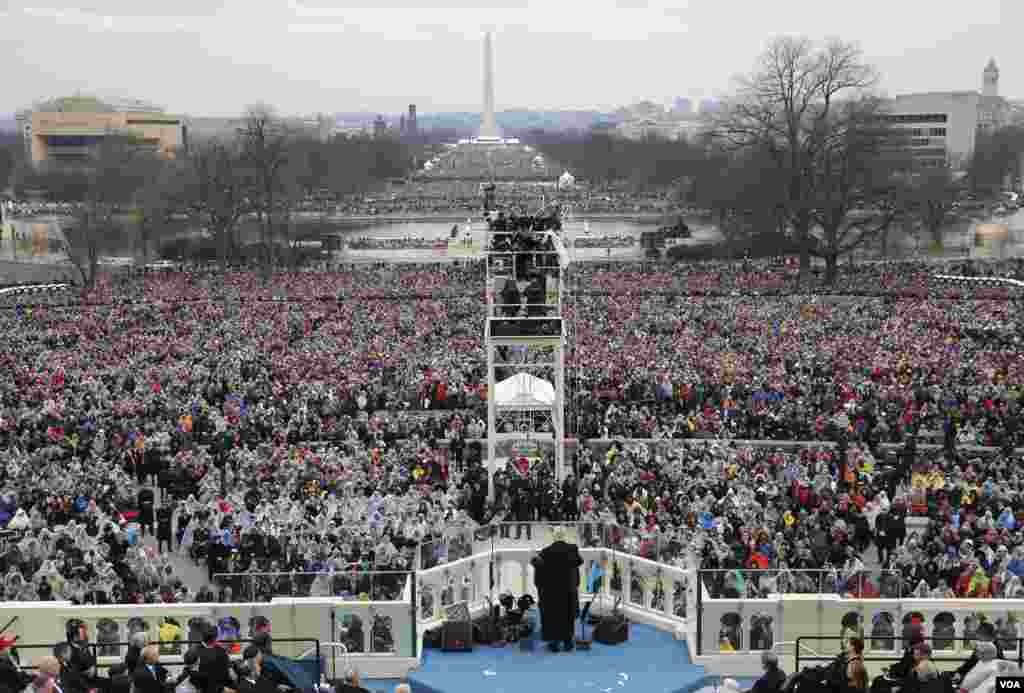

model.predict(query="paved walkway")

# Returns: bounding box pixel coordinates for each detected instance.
[137,530,214,595]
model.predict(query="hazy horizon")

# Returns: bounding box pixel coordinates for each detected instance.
[0,0,1021,118]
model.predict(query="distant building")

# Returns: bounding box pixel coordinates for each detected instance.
[289,113,334,143]
[180,116,242,142]
[698,98,721,115]
[183,113,334,144]
[336,124,371,137]
[407,104,418,135]
[671,97,692,117]
[16,95,183,169]
[880,59,1017,170]
[615,117,706,142]
[615,100,666,121]
[609,98,711,140]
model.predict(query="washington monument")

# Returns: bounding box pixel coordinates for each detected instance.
[480,31,500,139]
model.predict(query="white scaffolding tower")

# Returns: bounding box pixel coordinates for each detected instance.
[482,196,572,501]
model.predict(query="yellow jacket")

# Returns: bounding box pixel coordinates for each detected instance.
[159,622,182,652]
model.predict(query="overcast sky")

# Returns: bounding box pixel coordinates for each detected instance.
[0,0,1021,117]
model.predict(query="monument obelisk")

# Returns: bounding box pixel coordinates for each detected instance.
[480,31,500,139]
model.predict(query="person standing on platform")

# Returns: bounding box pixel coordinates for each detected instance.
[531,528,583,653]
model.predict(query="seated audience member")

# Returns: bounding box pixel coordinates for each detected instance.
[960,642,1002,693]
[335,670,369,693]
[132,646,170,693]
[194,625,235,693]
[110,631,149,676]
[237,645,290,693]
[0,635,33,693]
[26,657,62,693]
[234,648,273,693]
[872,625,924,693]
[843,638,868,693]
[747,651,786,693]
[955,626,1005,683]
[53,643,88,693]
[898,644,941,693]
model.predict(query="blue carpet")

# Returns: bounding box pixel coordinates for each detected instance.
[409,622,709,693]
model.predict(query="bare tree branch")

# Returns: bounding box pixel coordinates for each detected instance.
[240,104,293,277]
[179,138,252,272]
[711,35,879,281]
[64,133,161,289]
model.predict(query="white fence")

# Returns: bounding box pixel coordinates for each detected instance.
[700,592,1024,677]
[10,526,1024,680]
[0,597,417,680]
[415,544,694,636]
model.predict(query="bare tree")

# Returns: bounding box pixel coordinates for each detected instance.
[0,134,20,193]
[277,136,328,269]
[806,97,907,281]
[131,159,179,263]
[693,145,787,256]
[179,138,252,272]
[64,134,157,289]
[712,36,878,280]
[900,164,963,252]
[239,104,292,277]
[969,125,1024,194]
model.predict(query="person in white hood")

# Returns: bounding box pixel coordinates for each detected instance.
[960,642,1002,693]
[7,508,29,531]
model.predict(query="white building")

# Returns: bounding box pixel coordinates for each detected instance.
[880,59,1019,170]
[615,117,707,142]
[184,113,335,144]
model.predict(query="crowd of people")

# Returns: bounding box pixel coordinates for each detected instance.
[341,233,637,252]
[0,254,1020,614]
[0,201,86,219]
[0,613,417,693]
[345,237,451,251]
[571,235,638,249]
[331,185,693,219]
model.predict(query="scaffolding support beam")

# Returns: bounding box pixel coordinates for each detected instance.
[483,211,570,501]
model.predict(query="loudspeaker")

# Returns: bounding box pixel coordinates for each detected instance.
[441,621,474,652]
[593,615,629,645]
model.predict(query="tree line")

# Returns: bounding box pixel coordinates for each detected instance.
[4,38,1024,286]
[2,105,421,287]
[524,37,1024,281]
[519,129,705,190]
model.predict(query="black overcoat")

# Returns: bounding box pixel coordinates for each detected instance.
[533,540,583,642]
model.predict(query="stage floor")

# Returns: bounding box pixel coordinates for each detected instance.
[408,623,710,693]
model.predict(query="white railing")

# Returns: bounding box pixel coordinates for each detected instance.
[415,544,693,635]
[36,522,1024,679]
[0,597,418,674]
[700,593,1024,665]
[934,274,1024,288]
